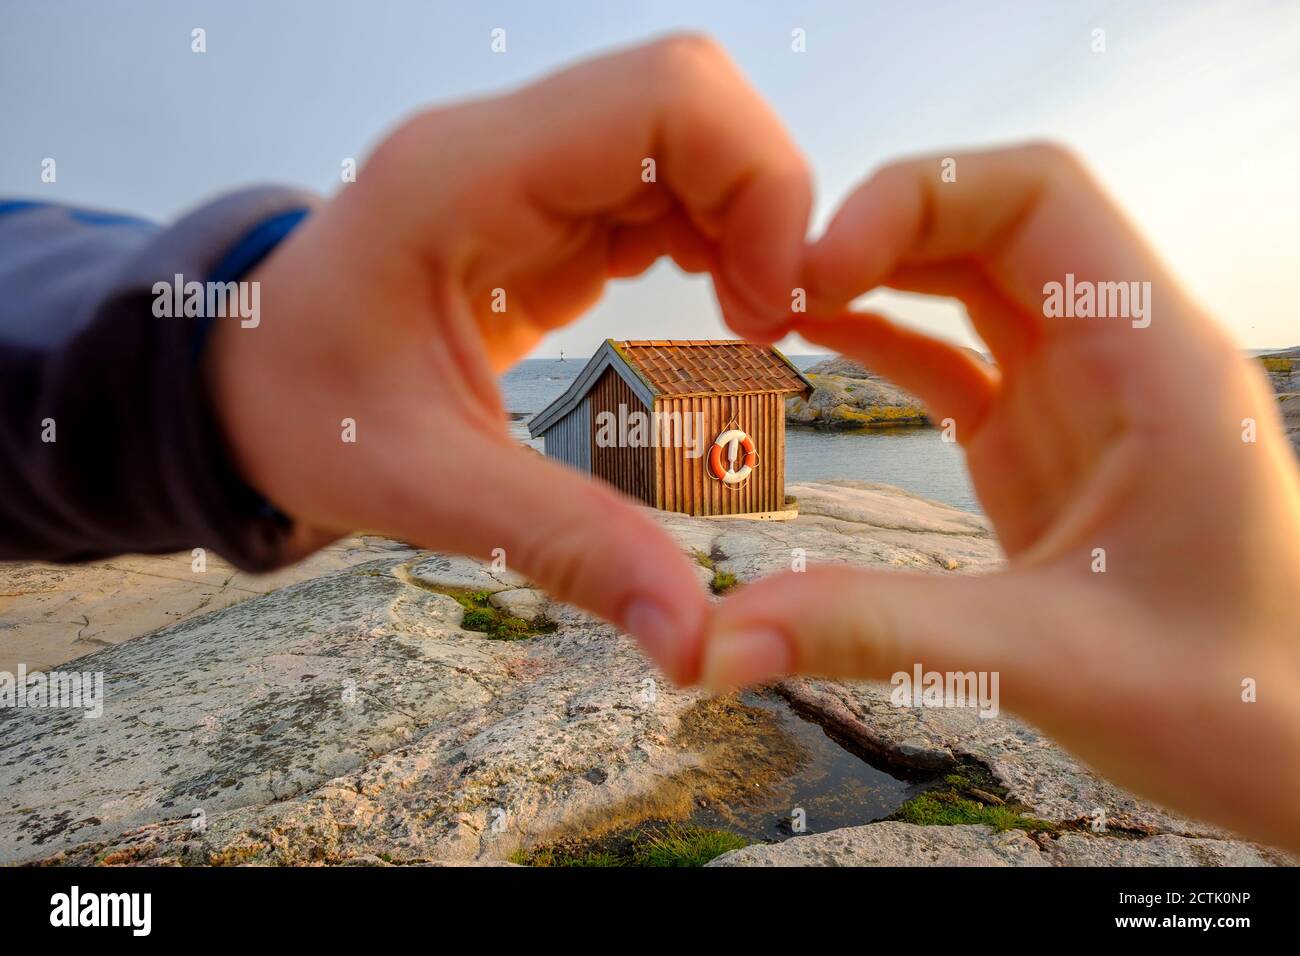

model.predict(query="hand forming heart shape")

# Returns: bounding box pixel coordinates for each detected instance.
[206,35,810,680]
[205,35,1300,851]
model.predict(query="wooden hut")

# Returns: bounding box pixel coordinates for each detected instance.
[528,339,813,517]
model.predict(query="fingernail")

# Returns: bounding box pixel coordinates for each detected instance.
[699,627,792,691]
[624,598,686,675]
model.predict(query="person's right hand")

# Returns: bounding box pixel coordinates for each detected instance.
[701,144,1300,851]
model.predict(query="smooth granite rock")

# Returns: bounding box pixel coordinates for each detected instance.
[0,481,1285,867]
[708,823,1048,867]
[1045,833,1289,867]
[487,588,550,621]
[0,536,418,673]
[708,824,1290,867]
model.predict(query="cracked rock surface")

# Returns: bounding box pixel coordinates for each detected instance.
[0,481,1287,866]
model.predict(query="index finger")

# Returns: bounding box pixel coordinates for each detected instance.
[804,144,1216,355]
[507,34,813,333]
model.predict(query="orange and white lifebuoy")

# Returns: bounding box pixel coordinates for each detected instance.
[708,429,757,484]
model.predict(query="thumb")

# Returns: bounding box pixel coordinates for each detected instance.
[418,431,709,683]
[701,565,1071,706]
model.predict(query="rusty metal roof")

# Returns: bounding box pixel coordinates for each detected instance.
[610,339,812,397]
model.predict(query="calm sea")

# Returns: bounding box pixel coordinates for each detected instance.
[501,355,980,513]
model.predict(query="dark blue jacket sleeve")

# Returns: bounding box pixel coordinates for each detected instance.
[0,188,320,571]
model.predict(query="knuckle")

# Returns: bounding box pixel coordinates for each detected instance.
[366,105,465,183]
[851,593,903,673]
[804,567,901,672]
[644,32,729,83]
[516,523,592,603]
[513,495,635,609]
[1021,140,1087,180]
[868,159,916,195]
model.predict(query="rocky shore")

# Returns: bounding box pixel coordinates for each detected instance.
[789,350,1300,453]
[0,481,1290,867]
[1259,347,1299,451]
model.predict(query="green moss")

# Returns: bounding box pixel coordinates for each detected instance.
[1260,356,1294,374]
[888,762,1056,834]
[460,607,496,630]
[710,570,738,595]
[514,822,749,868]
[891,791,1054,833]
[694,551,738,594]
[456,588,496,606]
[431,586,557,640]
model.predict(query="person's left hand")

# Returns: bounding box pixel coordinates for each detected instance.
[694,145,1300,850]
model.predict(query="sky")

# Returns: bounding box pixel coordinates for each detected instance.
[2,0,1297,356]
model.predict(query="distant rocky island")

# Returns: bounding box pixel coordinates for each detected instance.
[790,349,1300,451]
[1260,347,1299,450]
[785,354,968,430]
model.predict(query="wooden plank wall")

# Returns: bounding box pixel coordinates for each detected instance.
[589,368,655,505]
[654,392,786,516]
[540,400,591,473]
